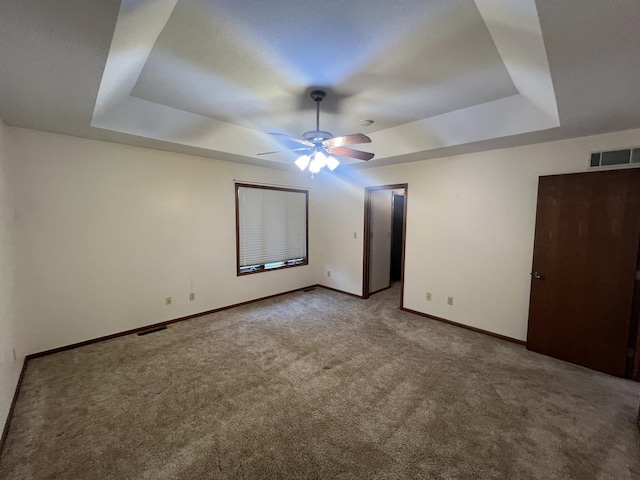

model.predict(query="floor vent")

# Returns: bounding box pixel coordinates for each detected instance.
[137,326,167,336]
[590,147,640,168]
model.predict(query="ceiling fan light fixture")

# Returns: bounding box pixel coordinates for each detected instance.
[295,154,310,171]
[314,150,328,169]
[326,155,340,171]
[309,156,322,174]
[258,90,374,175]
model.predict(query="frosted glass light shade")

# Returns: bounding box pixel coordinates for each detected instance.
[314,151,328,168]
[326,155,340,171]
[295,154,310,170]
[309,157,322,173]
[295,150,339,175]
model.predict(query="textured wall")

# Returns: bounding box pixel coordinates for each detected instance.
[317,127,640,341]
[0,119,22,437]
[8,128,319,355]
[5,123,640,358]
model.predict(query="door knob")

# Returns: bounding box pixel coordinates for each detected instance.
[531,271,543,279]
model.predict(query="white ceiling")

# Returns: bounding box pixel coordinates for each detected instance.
[132,0,518,132]
[1,0,640,170]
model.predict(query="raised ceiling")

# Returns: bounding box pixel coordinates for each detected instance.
[1,0,640,170]
[131,0,518,132]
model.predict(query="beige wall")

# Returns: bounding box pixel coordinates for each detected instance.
[8,128,320,355]
[0,120,23,436]
[313,173,366,294]
[317,128,640,341]
[4,123,640,371]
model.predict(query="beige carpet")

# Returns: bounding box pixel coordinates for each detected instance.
[1,284,639,479]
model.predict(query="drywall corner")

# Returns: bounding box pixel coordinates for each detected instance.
[0,120,25,444]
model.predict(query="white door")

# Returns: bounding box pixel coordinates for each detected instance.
[369,189,393,293]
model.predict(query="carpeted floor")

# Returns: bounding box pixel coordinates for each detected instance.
[1,284,639,479]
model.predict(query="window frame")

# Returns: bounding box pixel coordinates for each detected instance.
[235,183,309,276]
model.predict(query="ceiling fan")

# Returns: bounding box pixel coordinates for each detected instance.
[258,90,374,174]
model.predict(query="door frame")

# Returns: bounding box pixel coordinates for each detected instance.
[363,183,408,304]
[629,235,640,380]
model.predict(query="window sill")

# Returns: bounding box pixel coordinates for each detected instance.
[238,260,308,276]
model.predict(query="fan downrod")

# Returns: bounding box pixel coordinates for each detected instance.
[310,90,327,135]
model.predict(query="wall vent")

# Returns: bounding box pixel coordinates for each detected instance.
[590,147,640,168]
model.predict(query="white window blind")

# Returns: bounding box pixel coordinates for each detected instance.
[236,185,308,274]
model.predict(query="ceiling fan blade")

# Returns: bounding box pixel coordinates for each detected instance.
[257,147,311,156]
[326,146,375,161]
[323,133,371,148]
[269,133,314,147]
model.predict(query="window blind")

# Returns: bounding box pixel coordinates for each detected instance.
[237,185,308,273]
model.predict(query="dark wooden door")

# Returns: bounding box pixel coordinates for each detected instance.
[527,169,640,377]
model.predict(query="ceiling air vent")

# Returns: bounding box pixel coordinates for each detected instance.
[590,147,640,168]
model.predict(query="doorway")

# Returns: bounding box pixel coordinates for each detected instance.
[363,184,408,304]
[391,193,405,282]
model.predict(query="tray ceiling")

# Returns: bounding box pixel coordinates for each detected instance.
[1,0,640,170]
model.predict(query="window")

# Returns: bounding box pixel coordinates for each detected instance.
[235,183,308,275]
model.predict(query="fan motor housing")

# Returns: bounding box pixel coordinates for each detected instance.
[302,130,333,144]
[310,90,326,102]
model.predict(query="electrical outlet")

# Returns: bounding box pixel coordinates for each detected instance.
[353,232,357,239]
[327,270,331,277]
[447,296,454,306]
[12,348,16,362]
[426,292,432,301]
[165,296,172,306]
[189,292,195,301]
